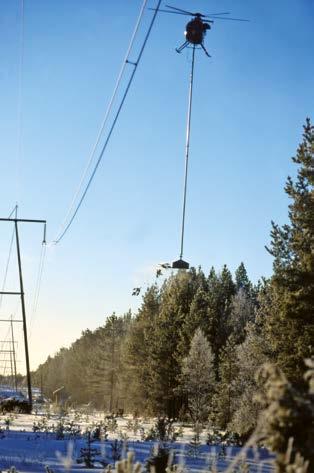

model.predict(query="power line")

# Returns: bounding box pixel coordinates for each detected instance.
[16,0,24,203]
[8,205,18,219]
[54,0,149,241]
[29,242,47,340]
[0,226,16,311]
[52,0,162,243]
[0,206,18,310]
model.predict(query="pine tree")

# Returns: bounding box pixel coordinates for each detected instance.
[266,119,314,387]
[178,328,215,423]
[256,362,314,472]
[235,262,252,295]
[89,313,130,411]
[147,270,200,417]
[207,265,236,366]
[211,335,239,429]
[228,288,256,343]
[124,285,160,412]
[229,314,272,437]
[176,285,210,361]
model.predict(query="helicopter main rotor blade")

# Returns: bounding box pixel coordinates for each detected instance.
[165,4,195,15]
[148,7,190,16]
[203,12,231,16]
[205,16,249,22]
[166,5,234,18]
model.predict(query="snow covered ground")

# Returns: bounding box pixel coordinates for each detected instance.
[0,412,274,472]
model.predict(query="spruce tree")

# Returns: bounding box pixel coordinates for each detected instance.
[147,271,198,417]
[229,311,272,437]
[178,328,215,423]
[176,285,210,361]
[207,265,236,365]
[211,335,239,429]
[235,262,252,295]
[266,119,314,387]
[228,288,256,343]
[88,313,130,411]
[124,285,160,412]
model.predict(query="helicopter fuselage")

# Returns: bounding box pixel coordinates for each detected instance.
[184,17,211,45]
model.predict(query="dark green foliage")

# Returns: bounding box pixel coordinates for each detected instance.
[124,286,160,412]
[76,431,101,468]
[88,312,131,410]
[256,362,314,472]
[206,429,242,446]
[266,119,314,387]
[206,265,236,368]
[33,264,253,419]
[211,335,239,429]
[144,417,179,442]
[110,439,124,462]
[91,421,108,441]
[55,420,65,440]
[177,328,215,423]
[235,262,252,295]
[187,423,202,457]
[146,446,172,473]
[147,270,202,417]
[0,399,31,414]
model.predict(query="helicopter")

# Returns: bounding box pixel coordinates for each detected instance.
[146,4,248,272]
[177,12,212,56]
[151,4,249,57]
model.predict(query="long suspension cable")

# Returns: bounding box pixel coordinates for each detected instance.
[8,204,18,219]
[0,206,18,310]
[179,45,196,260]
[0,227,16,311]
[53,1,162,243]
[16,0,24,203]
[54,0,149,240]
[29,242,47,340]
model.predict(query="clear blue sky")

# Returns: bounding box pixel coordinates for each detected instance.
[0,0,313,372]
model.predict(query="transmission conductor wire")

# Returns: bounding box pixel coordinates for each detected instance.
[29,242,47,340]
[8,204,18,219]
[28,222,47,339]
[0,227,16,311]
[54,0,149,241]
[0,205,18,310]
[16,0,24,204]
[53,0,162,243]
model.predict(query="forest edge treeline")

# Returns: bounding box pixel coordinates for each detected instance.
[31,119,314,469]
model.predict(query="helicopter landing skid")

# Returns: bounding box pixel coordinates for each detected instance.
[176,41,189,54]
[201,43,211,57]
[176,41,211,57]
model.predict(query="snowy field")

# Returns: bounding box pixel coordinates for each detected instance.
[0,411,274,472]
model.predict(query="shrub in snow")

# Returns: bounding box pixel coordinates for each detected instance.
[206,429,242,447]
[145,445,172,473]
[105,417,118,433]
[126,418,142,436]
[76,430,101,468]
[110,439,125,462]
[45,467,55,473]
[55,419,65,440]
[91,420,108,441]
[187,423,202,457]
[0,399,31,414]
[144,418,180,443]
[64,419,81,438]
[33,416,49,434]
